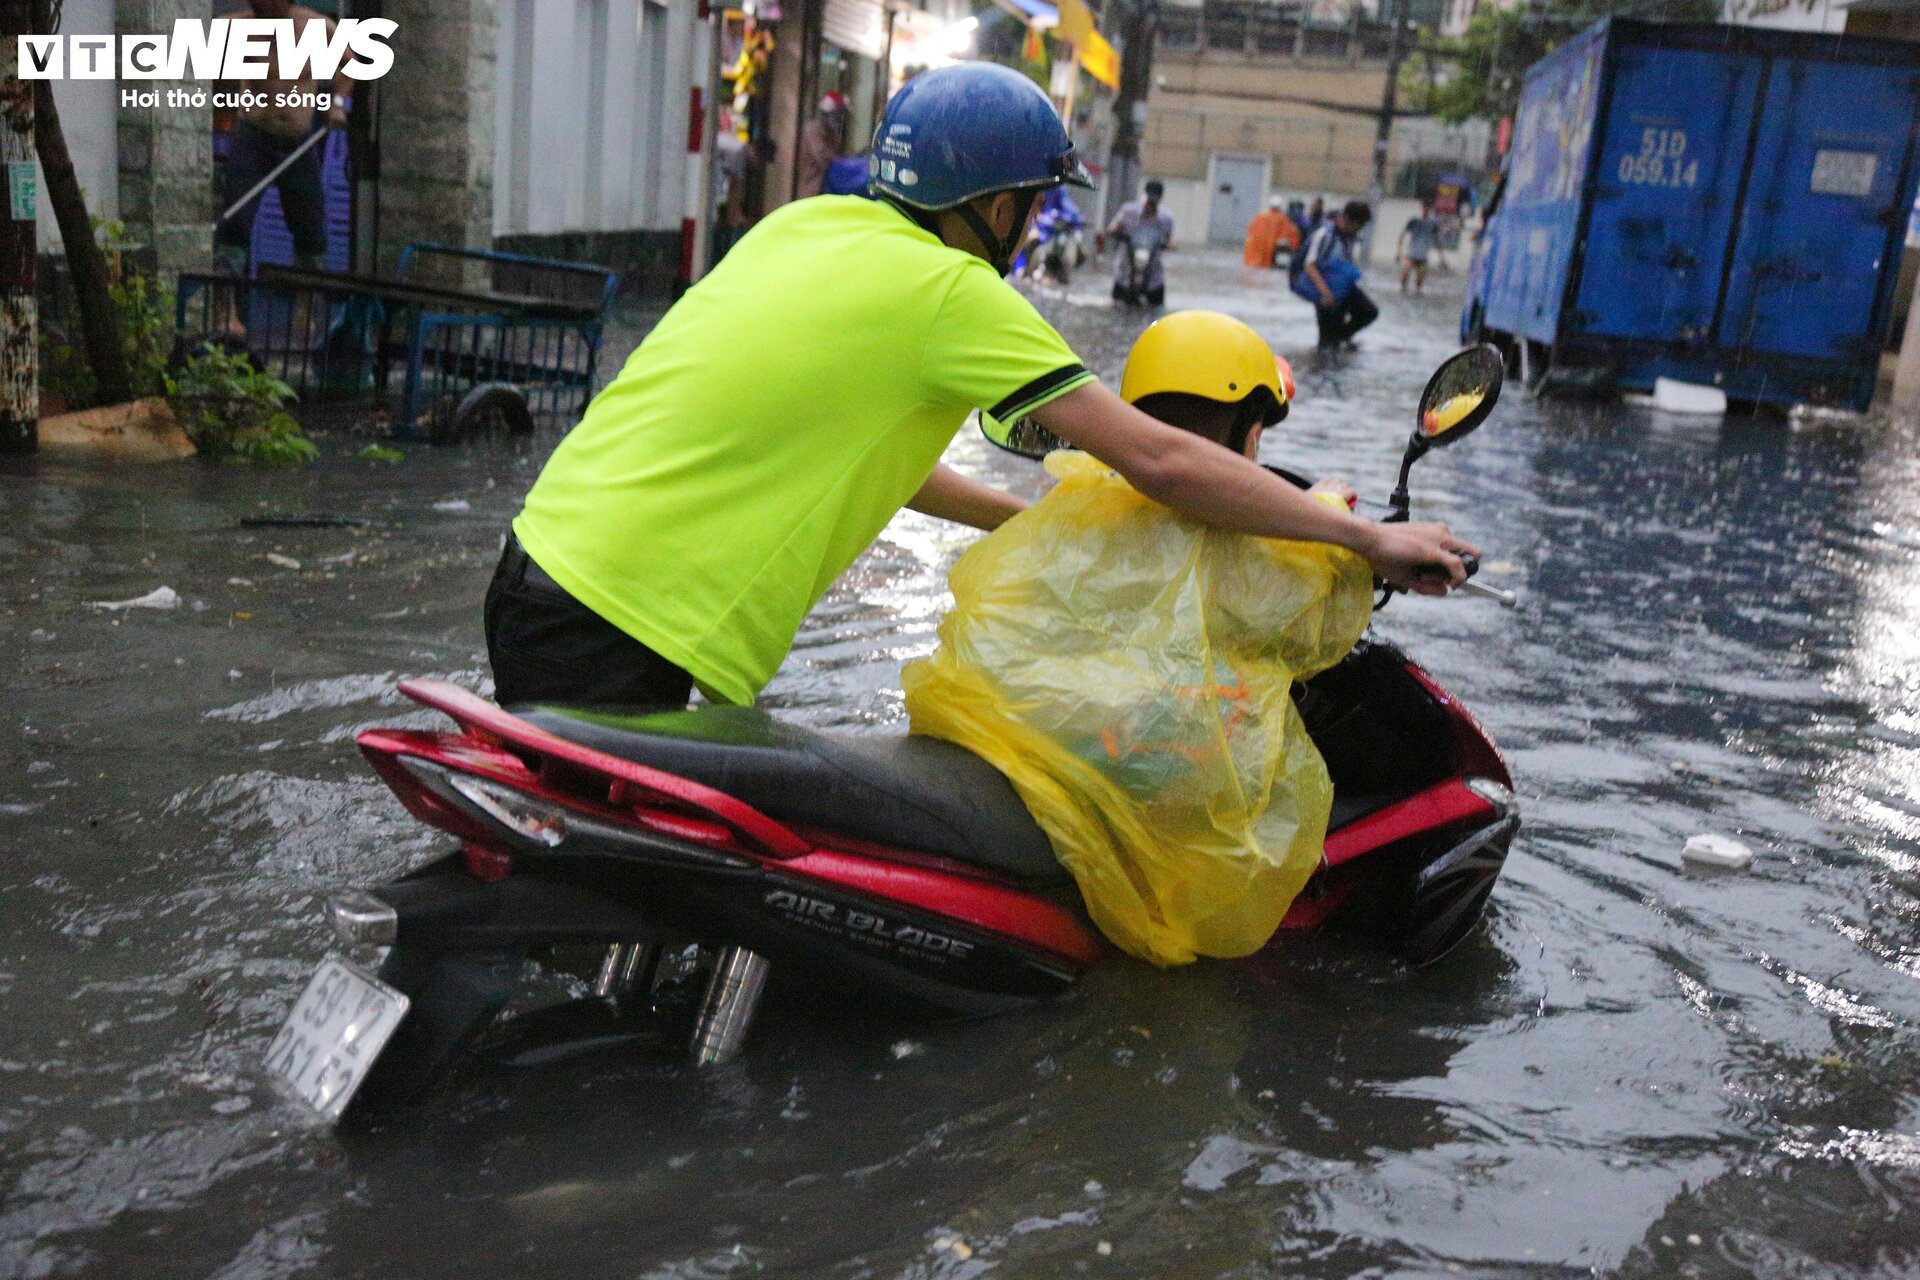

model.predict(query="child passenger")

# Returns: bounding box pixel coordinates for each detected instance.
[903,312,1376,966]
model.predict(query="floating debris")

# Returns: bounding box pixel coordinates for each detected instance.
[265,553,302,570]
[1682,833,1755,871]
[239,516,370,529]
[90,586,180,611]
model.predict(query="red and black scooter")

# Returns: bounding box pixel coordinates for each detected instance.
[263,347,1518,1122]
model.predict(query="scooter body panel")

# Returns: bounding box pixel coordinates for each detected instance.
[336,635,1516,1090]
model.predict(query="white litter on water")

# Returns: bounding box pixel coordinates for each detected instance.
[265,553,301,570]
[432,499,472,513]
[890,1039,925,1060]
[1683,833,1755,870]
[90,586,180,611]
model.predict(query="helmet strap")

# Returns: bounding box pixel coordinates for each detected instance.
[1227,403,1259,458]
[956,189,1041,277]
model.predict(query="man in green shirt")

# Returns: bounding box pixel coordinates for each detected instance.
[489,63,1475,709]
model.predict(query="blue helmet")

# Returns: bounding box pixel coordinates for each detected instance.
[868,63,1093,212]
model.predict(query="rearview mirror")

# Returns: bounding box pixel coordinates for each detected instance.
[1413,344,1504,452]
[979,408,1068,460]
[1388,344,1505,519]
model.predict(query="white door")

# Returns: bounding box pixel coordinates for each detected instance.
[1208,154,1268,245]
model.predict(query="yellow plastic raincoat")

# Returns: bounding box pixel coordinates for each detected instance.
[902,452,1374,966]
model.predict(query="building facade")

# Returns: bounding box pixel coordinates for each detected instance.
[490,0,710,295]
[1144,0,1478,243]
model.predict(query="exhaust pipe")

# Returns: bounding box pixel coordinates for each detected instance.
[690,946,770,1066]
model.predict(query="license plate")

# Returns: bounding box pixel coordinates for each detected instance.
[264,955,409,1121]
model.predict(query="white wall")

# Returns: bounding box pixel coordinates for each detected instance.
[34,0,117,254]
[493,0,707,237]
[1150,177,1211,247]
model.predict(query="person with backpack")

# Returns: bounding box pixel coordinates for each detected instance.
[1293,200,1379,352]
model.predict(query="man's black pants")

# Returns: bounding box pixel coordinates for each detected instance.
[217,121,329,261]
[483,534,695,709]
[1316,286,1380,349]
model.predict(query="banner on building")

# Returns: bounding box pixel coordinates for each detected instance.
[1055,0,1119,89]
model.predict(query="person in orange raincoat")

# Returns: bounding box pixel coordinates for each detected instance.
[1243,197,1301,269]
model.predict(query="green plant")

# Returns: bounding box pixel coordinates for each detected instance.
[42,218,172,407]
[166,344,318,466]
[1415,0,1720,124]
[357,443,405,462]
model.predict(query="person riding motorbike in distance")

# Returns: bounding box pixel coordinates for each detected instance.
[491,63,1475,711]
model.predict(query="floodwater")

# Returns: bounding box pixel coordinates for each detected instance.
[5,248,1920,1279]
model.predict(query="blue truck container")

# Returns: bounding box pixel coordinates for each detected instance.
[1463,19,1920,410]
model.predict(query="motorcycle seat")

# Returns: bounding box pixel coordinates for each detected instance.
[514,704,1070,886]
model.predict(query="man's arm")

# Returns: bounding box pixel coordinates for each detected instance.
[905,463,1027,532]
[1300,230,1335,303]
[1031,382,1474,594]
[1303,259,1334,305]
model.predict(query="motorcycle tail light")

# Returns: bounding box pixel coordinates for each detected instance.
[462,841,514,882]
[447,774,568,848]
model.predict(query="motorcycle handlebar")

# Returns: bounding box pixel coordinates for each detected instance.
[1260,462,1517,607]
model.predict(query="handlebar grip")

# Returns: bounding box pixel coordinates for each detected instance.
[1415,551,1479,583]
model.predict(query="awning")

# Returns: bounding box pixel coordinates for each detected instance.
[1000,0,1059,21]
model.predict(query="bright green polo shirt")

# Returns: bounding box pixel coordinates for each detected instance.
[512,196,1096,706]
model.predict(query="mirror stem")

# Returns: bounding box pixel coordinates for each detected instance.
[1388,441,1422,522]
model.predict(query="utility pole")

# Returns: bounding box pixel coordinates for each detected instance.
[31,0,131,407]
[1105,0,1156,222]
[1,0,36,453]
[1365,0,1414,261]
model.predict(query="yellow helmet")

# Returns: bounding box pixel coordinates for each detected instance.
[1119,310,1292,426]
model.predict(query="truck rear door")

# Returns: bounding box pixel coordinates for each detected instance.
[1572,47,1761,346]
[1714,58,1920,361]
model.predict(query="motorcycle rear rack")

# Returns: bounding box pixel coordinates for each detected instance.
[361,681,1104,967]
[387,678,810,858]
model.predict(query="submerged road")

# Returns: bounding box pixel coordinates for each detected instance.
[4,247,1920,1278]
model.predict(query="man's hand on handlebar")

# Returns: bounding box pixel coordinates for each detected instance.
[1359,522,1478,596]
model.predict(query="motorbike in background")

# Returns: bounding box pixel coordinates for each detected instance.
[1109,231,1166,307]
[1014,189,1088,286]
[262,348,1518,1123]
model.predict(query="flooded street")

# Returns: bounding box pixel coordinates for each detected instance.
[5,247,1920,1278]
